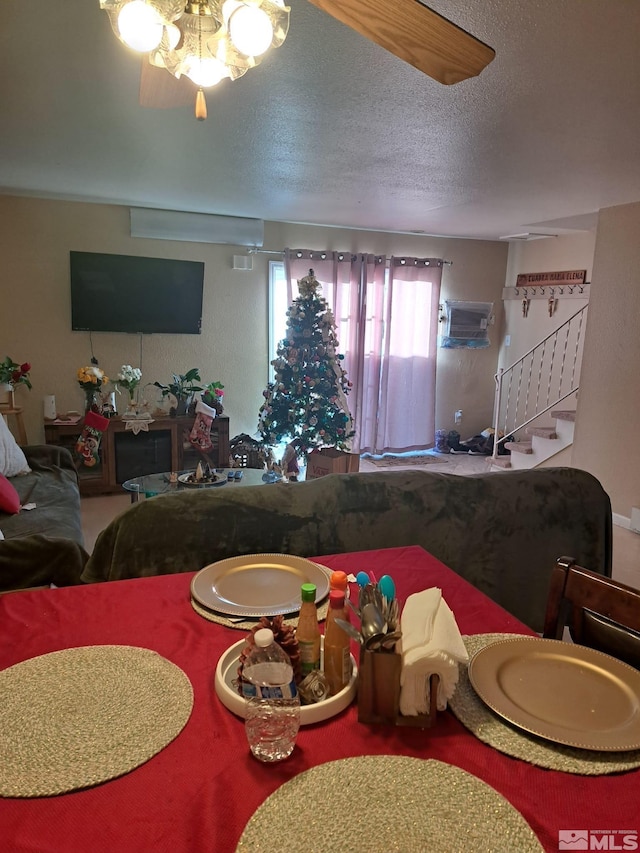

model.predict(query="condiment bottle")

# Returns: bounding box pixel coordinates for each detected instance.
[330,571,350,621]
[297,582,321,677]
[323,589,351,696]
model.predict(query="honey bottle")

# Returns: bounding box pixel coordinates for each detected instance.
[297,582,321,677]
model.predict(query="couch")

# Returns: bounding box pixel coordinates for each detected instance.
[82,466,612,631]
[0,446,89,592]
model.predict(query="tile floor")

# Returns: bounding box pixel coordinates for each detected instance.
[80,452,638,590]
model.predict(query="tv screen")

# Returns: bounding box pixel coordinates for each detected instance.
[70,251,204,334]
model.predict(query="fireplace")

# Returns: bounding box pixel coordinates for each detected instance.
[114,430,172,483]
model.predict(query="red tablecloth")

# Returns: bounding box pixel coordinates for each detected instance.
[1,545,638,853]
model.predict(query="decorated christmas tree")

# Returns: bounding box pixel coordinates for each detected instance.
[258,269,354,456]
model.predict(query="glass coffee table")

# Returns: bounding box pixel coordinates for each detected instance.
[122,468,274,502]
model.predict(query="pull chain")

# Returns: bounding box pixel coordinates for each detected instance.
[194,10,207,121]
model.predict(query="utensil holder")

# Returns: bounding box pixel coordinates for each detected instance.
[357,648,438,727]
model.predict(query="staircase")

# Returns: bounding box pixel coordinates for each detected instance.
[490,305,587,470]
[494,409,576,469]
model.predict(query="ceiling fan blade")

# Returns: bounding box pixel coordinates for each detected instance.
[139,61,195,109]
[307,0,495,85]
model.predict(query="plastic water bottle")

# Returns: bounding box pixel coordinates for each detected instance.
[242,628,300,762]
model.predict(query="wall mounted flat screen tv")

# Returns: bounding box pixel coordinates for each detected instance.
[70,251,204,334]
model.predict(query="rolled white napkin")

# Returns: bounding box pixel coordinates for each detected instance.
[398,587,468,715]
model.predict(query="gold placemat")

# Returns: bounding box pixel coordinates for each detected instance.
[0,645,193,797]
[449,633,640,776]
[190,561,332,630]
[236,756,543,852]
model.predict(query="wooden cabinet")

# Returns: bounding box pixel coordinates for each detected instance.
[44,415,230,496]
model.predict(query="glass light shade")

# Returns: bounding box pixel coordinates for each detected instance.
[164,22,181,49]
[99,0,290,119]
[118,1,164,51]
[228,5,273,57]
[147,0,185,22]
[148,22,182,68]
[185,56,227,87]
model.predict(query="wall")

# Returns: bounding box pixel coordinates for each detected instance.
[500,232,595,370]
[502,216,640,519]
[572,202,640,518]
[0,196,507,447]
[0,196,268,448]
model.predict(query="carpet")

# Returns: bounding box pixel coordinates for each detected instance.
[365,454,449,468]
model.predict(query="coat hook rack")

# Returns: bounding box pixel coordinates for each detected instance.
[503,281,590,302]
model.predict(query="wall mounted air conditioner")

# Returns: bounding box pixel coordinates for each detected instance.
[130,208,264,247]
[440,300,493,348]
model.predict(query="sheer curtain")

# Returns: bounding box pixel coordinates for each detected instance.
[374,257,442,452]
[283,250,442,455]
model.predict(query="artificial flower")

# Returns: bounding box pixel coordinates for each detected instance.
[77,365,109,390]
[0,356,32,389]
[115,365,142,398]
[202,381,225,407]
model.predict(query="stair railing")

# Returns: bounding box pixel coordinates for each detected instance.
[492,304,588,461]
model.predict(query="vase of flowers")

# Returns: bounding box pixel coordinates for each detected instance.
[202,381,224,415]
[114,365,142,415]
[77,365,109,414]
[0,356,32,396]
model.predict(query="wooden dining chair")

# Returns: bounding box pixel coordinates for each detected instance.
[543,556,640,668]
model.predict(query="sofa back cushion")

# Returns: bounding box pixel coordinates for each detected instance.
[0,415,30,477]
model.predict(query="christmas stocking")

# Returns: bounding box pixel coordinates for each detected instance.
[75,410,109,468]
[189,400,217,452]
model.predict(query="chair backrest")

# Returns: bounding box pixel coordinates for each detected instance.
[543,556,640,668]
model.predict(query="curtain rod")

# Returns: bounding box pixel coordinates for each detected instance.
[248,248,453,265]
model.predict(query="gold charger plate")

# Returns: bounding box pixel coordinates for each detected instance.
[190,553,330,617]
[236,756,543,852]
[468,636,640,751]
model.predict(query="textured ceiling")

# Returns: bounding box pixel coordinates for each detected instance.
[0,1,638,240]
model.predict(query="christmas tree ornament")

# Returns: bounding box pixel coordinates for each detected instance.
[281,440,301,482]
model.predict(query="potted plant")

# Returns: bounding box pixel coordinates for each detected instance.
[202,381,224,414]
[154,369,203,416]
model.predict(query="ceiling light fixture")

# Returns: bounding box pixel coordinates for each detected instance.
[99,0,290,120]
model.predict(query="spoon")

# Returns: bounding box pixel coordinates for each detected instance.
[364,632,386,650]
[361,602,386,640]
[377,574,396,603]
[356,571,370,588]
[366,631,402,652]
[346,597,361,619]
[335,618,362,643]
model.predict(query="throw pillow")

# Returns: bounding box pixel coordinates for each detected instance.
[0,472,21,514]
[0,414,31,477]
